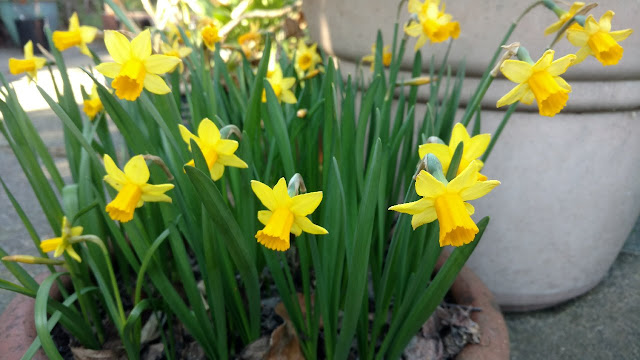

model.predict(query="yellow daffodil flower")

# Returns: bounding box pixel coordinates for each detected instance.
[362,44,392,72]
[161,40,192,73]
[544,2,584,35]
[238,23,261,58]
[405,0,460,50]
[295,42,322,74]
[103,154,174,223]
[201,23,222,51]
[52,12,98,56]
[389,161,499,247]
[40,216,83,262]
[566,11,633,66]
[180,118,248,180]
[83,84,104,120]
[252,178,327,251]
[262,64,297,104]
[8,40,46,82]
[419,123,489,179]
[95,29,181,101]
[497,49,575,117]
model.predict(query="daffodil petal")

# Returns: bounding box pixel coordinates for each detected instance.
[290,191,323,216]
[388,197,434,215]
[404,23,422,37]
[251,180,278,210]
[532,50,554,72]
[415,170,447,198]
[464,134,490,160]
[103,154,127,190]
[66,247,82,263]
[216,139,239,155]
[71,226,83,237]
[210,162,225,180]
[140,183,174,199]
[408,0,421,14]
[40,238,61,252]
[80,26,97,44]
[465,202,475,216]
[144,54,181,74]
[69,12,80,30]
[144,74,171,94]
[123,155,150,184]
[500,60,532,83]
[414,34,428,51]
[610,29,633,42]
[521,90,535,105]
[294,216,328,235]
[572,46,591,65]
[280,90,297,104]
[459,180,501,202]
[104,30,131,63]
[418,143,451,172]
[257,210,272,225]
[273,178,290,205]
[178,124,196,148]
[449,123,471,150]
[217,154,248,168]
[410,207,438,229]
[291,223,303,236]
[198,119,221,143]
[598,10,614,33]
[497,83,529,108]
[554,76,571,91]
[547,54,576,76]
[131,29,152,60]
[448,160,481,193]
[95,62,122,78]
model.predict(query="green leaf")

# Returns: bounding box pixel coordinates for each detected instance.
[34,273,68,360]
[263,80,296,178]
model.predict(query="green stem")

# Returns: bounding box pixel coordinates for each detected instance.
[73,235,126,325]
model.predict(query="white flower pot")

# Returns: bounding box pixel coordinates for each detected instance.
[303,0,640,310]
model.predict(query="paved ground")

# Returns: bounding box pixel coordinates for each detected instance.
[1,44,639,359]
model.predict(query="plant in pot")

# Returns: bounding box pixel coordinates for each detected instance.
[0,0,627,358]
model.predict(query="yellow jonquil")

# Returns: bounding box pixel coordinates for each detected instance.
[295,42,322,74]
[103,154,174,223]
[362,44,392,71]
[96,29,181,101]
[8,41,46,81]
[238,23,261,58]
[252,178,327,251]
[544,2,584,35]
[201,22,222,51]
[419,123,490,179]
[52,12,98,56]
[566,11,633,66]
[83,84,103,120]
[389,161,499,247]
[262,64,297,104]
[497,49,575,117]
[405,0,460,50]
[179,118,248,180]
[40,216,83,262]
[161,40,192,73]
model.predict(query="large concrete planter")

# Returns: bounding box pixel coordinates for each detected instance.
[303,0,640,310]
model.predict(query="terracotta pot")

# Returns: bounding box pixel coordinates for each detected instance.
[303,0,640,311]
[0,274,70,360]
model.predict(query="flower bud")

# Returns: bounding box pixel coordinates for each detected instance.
[297,109,308,118]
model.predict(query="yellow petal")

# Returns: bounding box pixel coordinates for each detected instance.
[273,178,290,205]
[80,26,97,44]
[95,62,122,78]
[290,191,323,216]
[140,183,174,202]
[520,89,535,105]
[499,60,532,83]
[464,134,490,160]
[104,30,131,63]
[280,90,297,104]
[449,123,471,151]
[69,12,80,31]
[66,247,82,263]
[24,40,33,59]
[144,54,181,74]
[198,119,221,144]
[103,154,127,190]
[418,143,452,172]
[40,238,62,252]
[414,34,428,51]
[210,162,225,180]
[460,180,501,201]
[257,210,272,225]
[544,19,565,36]
[572,46,591,65]
[598,10,614,33]
[217,154,248,168]
[546,54,576,76]
[178,124,197,148]
[447,160,481,193]
[388,197,434,215]
[294,216,328,235]
[532,50,555,72]
[123,155,150,184]
[404,23,422,37]
[414,170,446,199]
[408,0,422,14]
[465,202,475,216]
[566,26,589,47]
[131,29,152,60]
[216,139,238,155]
[610,29,633,42]
[251,180,278,210]
[71,226,83,237]
[410,206,438,229]
[143,74,171,94]
[497,83,529,108]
